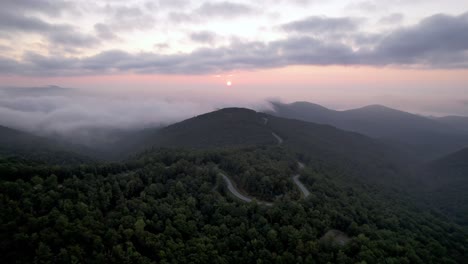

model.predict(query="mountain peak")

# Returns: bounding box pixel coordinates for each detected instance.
[356,104,398,112]
[214,107,257,114]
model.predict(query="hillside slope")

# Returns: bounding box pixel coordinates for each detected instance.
[0,125,91,164]
[151,108,276,148]
[435,115,468,132]
[145,108,417,189]
[417,148,468,225]
[270,101,468,160]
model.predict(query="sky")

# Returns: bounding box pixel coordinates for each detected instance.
[1,0,468,134]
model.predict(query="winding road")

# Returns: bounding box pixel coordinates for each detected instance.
[220,173,273,206]
[270,127,309,198]
[271,132,284,145]
[219,117,311,204]
[293,162,310,198]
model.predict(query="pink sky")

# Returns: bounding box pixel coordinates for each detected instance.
[2,66,468,116]
[1,1,468,116]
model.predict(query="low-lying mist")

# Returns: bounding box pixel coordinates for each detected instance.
[0,85,272,146]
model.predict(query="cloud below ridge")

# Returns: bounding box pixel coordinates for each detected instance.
[0,86,271,136]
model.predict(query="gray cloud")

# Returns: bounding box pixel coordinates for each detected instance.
[190,31,218,44]
[196,1,255,18]
[112,6,143,18]
[0,0,72,17]
[146,0,190,10]
[287,0,315,5]
[0,11,53,32]
[1,12,468,76]
[0,56,22,73]
[0,45,12,52]
[352,33,383,46]
[168,11,200,24]
[102,5,156,31]
[48,29,100,47]
[369,12,468,67]
[282,16,360,33]
[94,23,119,40]
[0,37,355,75]
[168,1,254,24]
[154,43,170,50]
[348,1,379,12]
[258,0,315,5]
[0,10,100,48]
[0,1,152,50]
[379,13,404,24]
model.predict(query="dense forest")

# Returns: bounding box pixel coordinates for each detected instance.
[0,108,467,263]
[218,146,299,201]
[1,147,466,263]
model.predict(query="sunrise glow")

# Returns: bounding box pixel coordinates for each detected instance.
[0,0,467,116]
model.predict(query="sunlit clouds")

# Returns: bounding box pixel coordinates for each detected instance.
[1,0,468,75]
[0,0,468,116]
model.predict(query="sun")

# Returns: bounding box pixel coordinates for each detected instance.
[226,80,232,86]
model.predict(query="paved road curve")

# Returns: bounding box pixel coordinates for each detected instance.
[293,162,310,197]
[293,174,310,197]
[220,172,273,206]
[270,132,309,198]
[271,132,283,144]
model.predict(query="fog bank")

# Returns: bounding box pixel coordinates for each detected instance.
[0,86,271,137]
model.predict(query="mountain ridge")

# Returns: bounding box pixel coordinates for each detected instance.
[269,101,468,160]
[0,125,92,164]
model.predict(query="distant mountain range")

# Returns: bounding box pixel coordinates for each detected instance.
[269,101,468,160]
[431,147,468,175]
[3,103,468,165]
[433,115,468,132]
[1,106,467,225]
[0,107,413,181]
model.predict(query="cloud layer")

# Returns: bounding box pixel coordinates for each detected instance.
[0,1,467,76]
[281,16,360,33]
[0,86,271,137]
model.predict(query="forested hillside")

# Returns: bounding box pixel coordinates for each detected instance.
[1,148,466,263]
[417,148,468,225]
[147,108,416,189]
[150,108,276,148]
[0,125,91,164]
[264,114,417,189]
[1,108,467,263]
[270,101,468,160]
